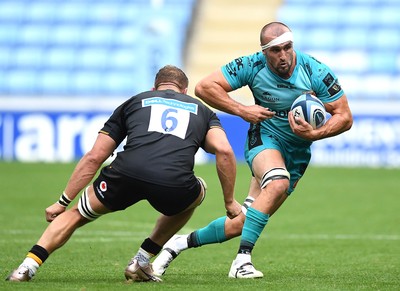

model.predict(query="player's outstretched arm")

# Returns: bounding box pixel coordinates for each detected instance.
[46,134,116,222]
[203,127,241,217]
[195,70,273,124]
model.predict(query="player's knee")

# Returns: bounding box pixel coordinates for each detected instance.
[267,179,290,196]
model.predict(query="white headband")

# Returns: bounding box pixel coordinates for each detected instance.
[260,31,293,50]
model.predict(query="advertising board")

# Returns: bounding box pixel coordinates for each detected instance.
[1,98,399,167]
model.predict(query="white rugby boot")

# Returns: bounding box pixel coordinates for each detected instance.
[228,260,264,279]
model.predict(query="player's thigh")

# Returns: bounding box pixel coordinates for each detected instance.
[251,149,286,182]
[85,185,112,215]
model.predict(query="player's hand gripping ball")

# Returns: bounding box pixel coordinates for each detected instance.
[290,93,326,129]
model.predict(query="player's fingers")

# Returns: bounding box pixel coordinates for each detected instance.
[226,210,240,219]
[288,111,296,127]
[45,211,58,222]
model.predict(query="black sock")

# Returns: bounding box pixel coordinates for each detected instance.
[28,244,49,264]
[187,232,200,248]
[237,240,254,255]
[141,238,162,256]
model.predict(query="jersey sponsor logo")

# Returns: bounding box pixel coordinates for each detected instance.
[328,81,342,96]
[323,73,334,87]
[253,60,263,68]
[234,57,245,70]
[225,63,237,77]
[100,181,107,192]
[142,97,198,139]
[96,186,105,198]
[270,109,290,118]
[262,92,279,103]
[277,84,297,89]
[226,57,245,77]
[142,97,198,113]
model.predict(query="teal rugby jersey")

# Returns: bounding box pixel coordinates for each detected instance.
[221,50,344,145]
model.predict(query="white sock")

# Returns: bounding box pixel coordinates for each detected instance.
[174,235,189,252]
[135,248,152,267]
[21,257,40,276]
[235,253,251,265]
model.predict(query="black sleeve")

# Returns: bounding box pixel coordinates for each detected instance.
[208,111,223,129]
[200,109,224,150]
[99,101,128,146]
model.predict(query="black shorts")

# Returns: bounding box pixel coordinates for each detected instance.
[92,166,201,216]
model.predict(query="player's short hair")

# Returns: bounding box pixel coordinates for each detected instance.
[260,22,291,44]
[154,65,189,90]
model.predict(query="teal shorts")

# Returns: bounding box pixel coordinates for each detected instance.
[244,128,311,195]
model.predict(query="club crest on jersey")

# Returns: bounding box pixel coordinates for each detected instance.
[100,181,107,192]
[262,91,279,103]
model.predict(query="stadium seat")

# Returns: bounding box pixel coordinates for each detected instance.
[108,48,143,70]
[39,70,72,95]
[55,2,91,24]
[0,46,12,69]
[4,69,39,95]
[102,70,143,96]
[374,6,400,28]
[82,25,116,47]
[369,51,398,74]
[19,24,50,46]
[26,2,57,23]
[341,28,369,50]
[0,24,20,46]
[70,70,103,95]
[46,47,77,69]
[77,48,111,70]
[0,2,25,23]
[13,47,44,69]
[371,28,400,50]
[111,26,141,47]
[51,24,83,46]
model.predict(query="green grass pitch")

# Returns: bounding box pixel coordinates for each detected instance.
[0,162,399,290]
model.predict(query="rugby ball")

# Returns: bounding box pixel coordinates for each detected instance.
[290,93,326,129]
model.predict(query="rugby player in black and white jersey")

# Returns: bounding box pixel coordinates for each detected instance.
[7,65,242,283]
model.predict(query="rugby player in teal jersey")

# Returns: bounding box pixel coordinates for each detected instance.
[152,22,353,279]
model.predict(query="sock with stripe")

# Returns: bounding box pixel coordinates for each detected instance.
[188,216,227,248]
[236,207,269,263]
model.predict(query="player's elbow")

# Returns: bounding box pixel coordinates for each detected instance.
[194,81,206,99]
[83,149,107,167]
[343,112,353,132]
[215,146,235,163]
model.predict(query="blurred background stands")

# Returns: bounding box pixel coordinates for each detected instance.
[0,0,399,101]
[0,0,197,97]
